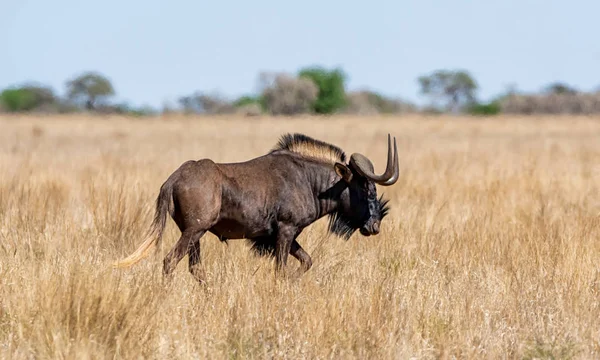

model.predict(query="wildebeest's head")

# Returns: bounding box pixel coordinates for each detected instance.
[328,134,399,239]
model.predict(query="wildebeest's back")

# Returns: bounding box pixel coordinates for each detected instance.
[211,152,317,239]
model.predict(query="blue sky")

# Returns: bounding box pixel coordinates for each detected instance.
[2,0,599,108]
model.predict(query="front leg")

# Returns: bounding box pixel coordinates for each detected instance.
[274,224,298,274]
[290,239,312,273]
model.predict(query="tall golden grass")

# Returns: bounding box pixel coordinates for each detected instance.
[1,113,599,359]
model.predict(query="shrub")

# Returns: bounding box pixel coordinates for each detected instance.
[298,67,347,114]
[233,95,265,115]
[468,101,501,116]
[0,88,38,112]
[499,93,600,114]
[235,103,262,116]
[197,94,235,114]
[233,95,261,108]
[344,91,417,115]
[343,91,379,115]
[178,92,235,114]
[260,73,319,115]
[0,84,65,113]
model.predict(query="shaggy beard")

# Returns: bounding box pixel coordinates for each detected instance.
[327,211,358,240]
[327,195,390,240]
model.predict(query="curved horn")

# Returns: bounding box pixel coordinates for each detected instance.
[380,136,399,185]
[349,134,399,186]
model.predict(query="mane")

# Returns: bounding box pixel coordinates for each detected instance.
[271,133,346,165]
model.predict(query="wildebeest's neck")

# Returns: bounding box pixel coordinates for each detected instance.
[304,161,346,218]
[313,169,358,239]
[301,161,364,240]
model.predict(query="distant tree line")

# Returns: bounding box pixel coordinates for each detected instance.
[2,67,599,117]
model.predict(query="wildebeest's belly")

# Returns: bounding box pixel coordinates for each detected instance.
[209,218,274,240]
[210,195,276,239]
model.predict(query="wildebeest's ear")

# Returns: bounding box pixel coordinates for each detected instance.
[334,163,353,182]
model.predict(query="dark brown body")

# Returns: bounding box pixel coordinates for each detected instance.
[113,133,399,282]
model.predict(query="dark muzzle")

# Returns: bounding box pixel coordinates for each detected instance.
[360,221,380,236]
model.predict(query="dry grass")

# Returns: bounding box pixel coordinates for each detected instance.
[1,113,600,359]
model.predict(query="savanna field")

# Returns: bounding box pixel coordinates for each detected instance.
[1,114,599,359]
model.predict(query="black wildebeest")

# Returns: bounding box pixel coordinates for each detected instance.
[113,133,399,282]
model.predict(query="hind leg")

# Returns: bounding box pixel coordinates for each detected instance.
[165,168,220,280]
[188,232,207,283]
[163,228,204,278]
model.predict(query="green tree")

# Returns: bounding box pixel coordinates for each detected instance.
[0,88,37,112]
[298,66,347,114]
[418,69,478,113]
[65,71,115,110]
[0,84,57,112]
